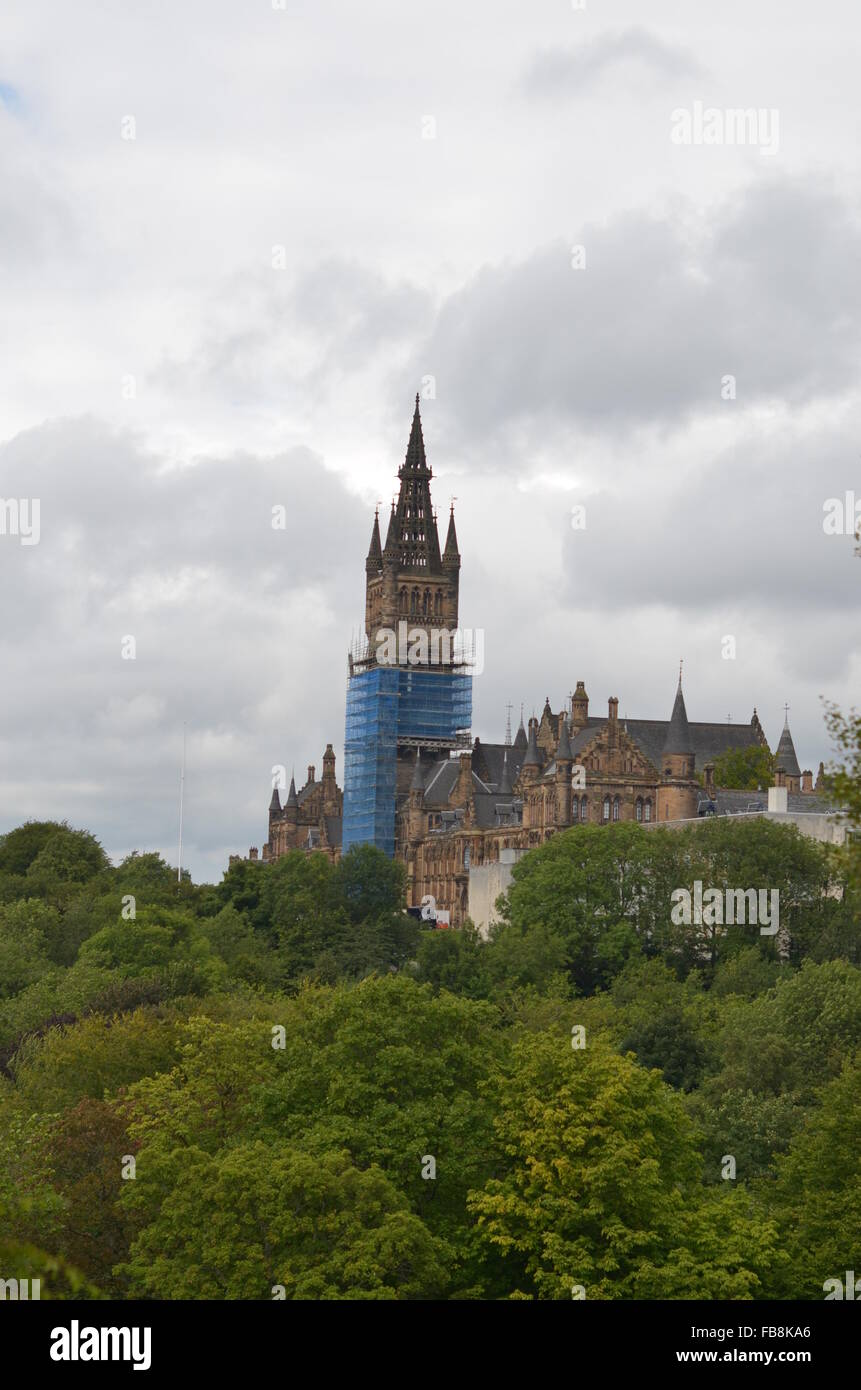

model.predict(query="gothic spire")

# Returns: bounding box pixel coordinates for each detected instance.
[443,504,460,565]
[662,675,693,755]
[523,718,542,767]
[556,717,573,762]
[385,396,442,571]
[285,775,299,808]
[775,710,801,778]
[366,508,382,572]
[269,787,281,814]
[513,707,528,752]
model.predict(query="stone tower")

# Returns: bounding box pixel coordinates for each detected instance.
[656,675,698,820]
[774,711,801,794]
[364,394,460,652]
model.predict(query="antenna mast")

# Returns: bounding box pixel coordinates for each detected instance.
[177,723,187,886]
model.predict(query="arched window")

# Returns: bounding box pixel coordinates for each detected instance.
[423,589,431,616]
[399,588,408,613]
[636,797,643,822]
[411,588,419,614]
[571,797,579,821]
[602,796,610,822]
[434,591,442,616]
[644,799,652,822]
[613,795,620,821]
[580,795,588,820]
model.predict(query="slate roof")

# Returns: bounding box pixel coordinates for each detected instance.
[324,815,343,846]
[533,715,761,776]
[663,682,694,755]
[473,740,528,789]
[775,721,802,778]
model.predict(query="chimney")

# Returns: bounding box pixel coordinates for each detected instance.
[307,765,315,785]
[801,769,813,793]
[608,695,619,748]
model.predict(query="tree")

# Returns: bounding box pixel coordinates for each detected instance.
[335,844,406,923]
[500,825,664,993]
[766,1056,861,1298]
[260,851,350,974]
[43,1098,136,1294]
[120,1142,448,1299]
[709,745,775,790]
[467,1030,778,1298]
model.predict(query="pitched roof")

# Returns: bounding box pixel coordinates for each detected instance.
[443,506,459,560]
[775,718,801,778]
[366,510,382,569]
[556,718,573,761]
[663,680,694,756]
[523,721,542,766]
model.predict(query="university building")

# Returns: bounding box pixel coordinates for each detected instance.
[238,399,828,925]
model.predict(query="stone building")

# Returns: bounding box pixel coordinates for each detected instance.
[239,398,824,923]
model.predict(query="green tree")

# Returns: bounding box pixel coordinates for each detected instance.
[335,844,406,922]
[766,1056,861,1298]
[467,1030,778,1298]
[121,1142,448,1299]
[710,745,775,790]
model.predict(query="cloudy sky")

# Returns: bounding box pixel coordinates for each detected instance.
[1,0,859,882]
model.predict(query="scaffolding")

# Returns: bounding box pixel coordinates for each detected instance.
[342,665,472,856]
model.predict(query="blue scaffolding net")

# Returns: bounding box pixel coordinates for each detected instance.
[342,665,472,856]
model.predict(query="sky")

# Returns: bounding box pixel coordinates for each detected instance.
[1,0,859,882]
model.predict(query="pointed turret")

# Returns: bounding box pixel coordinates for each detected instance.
[383,500,397,555]
[382,395,443,572]
[285,775,299,807]
[269,787,281,815]
[366,509,382,573]
[658,673,697,819]
[513,706,528,752]
[662,678,693,756]
[775,711,801,789]
[443,505,460,569]
[404,392,429,473]
[556,717,573,762]
[523,719,542,767]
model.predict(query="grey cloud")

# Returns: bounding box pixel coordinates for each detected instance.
[411,178,861,448]
[0,418,369,881]
[521,27,702,99]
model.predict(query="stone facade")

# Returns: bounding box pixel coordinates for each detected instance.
[240,399,824,924]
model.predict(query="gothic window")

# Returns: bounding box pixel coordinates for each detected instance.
[602,796,610,822]
[580,795,588,820]
[636,797,643,822]
[613,795,620,821]
[411,588,419,614]
[399,588,408,613]
[644,799,652,822]
[571,797,579,821]
[423,589,431,616]
[434,591,442,616]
